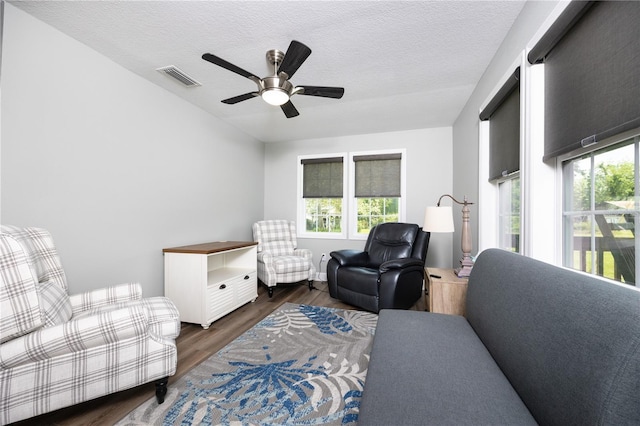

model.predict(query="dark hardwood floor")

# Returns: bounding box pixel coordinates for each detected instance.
[14,281,426,426]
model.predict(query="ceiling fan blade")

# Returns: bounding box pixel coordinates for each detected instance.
[297,86,345,99]
[281,101,300,118]
[278,40,312,79]
[202,53,260,80]
[221,92,259,104]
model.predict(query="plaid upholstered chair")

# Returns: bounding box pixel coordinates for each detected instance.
[252,220,316,297]
[0,226,180,424]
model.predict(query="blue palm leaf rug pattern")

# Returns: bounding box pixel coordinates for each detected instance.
[117,303,378,425]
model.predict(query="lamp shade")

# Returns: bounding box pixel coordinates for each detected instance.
[423,206,455,233]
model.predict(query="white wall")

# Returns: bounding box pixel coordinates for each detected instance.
[1,4,265,296]
[264,127,455,274]
[452,1,561,264]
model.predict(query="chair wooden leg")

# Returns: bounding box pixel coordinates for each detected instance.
[308,280,314,291]
[268,287,274,298]
[155,377,168,404]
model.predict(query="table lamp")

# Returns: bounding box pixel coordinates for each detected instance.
[424,194,475,277]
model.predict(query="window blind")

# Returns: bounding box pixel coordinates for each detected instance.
[480,67,520,181]
[301,157,343,198]
[527,1,594,65]
[353,153,401,197]
[529,1,640,161]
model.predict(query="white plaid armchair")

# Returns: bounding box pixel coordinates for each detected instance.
[0,226,180,424]
[252,220,316,297]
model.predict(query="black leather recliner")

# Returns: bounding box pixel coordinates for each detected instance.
[327,222,430,313]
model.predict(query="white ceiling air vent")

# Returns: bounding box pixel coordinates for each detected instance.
[156,65,201,87]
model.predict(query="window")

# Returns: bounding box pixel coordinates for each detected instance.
[298,150,405,239]
[498,175,521,252]
[562,136,638,285]
[528,0,639,270]
[350,151,405,238]
[479,66,521,252]
[298,155,346,238]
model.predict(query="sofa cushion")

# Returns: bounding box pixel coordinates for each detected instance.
[365,223,419,266]
[0,305,150,369]
[0,226,67,291]
[336,267,379,296]
[358,309,536,426]
[253,220,296,256]
[466,248,640,425]
[272,255,311,274]
[0,234,44,343]
[37,280,72,327]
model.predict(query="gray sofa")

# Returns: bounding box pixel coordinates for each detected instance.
[358,248,640,425]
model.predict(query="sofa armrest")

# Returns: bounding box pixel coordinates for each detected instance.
[380,258,424,273]
[257,251,272,264]
[293,248,312,260]
[69,282,142,314]
[0,305,149,369]
[330,250,370,267]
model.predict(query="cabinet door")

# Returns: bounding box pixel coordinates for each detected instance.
[236,271,257,304]
[207,280,236,322]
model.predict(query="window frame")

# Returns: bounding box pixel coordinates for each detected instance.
[297,152,348,240]
[497,173,521,253]
[478,56,525,254]
[481,1,640,272]
[558,130,639,285]
[524,0,640,268]
[348,149,406,240]
[480,51,558,263]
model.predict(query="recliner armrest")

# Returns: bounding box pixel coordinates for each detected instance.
[293,248,312,260]
[330,250,370,267]
[379,258,424,273]
[257,251,272,263]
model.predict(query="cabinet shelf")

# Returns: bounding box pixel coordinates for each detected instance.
[208,267,254,285]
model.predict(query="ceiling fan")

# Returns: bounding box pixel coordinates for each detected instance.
[202,40,344,118]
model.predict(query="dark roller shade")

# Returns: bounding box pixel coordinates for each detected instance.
[530,1,640,161]
[527,1,595,65]
[301,157,343,198]
[354,153,401,198]
[480,68,520,181]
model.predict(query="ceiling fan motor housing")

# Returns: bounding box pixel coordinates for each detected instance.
[266,49,285,68]
[261,76,293,96]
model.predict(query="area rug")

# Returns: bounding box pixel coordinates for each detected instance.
[117,303,378,425]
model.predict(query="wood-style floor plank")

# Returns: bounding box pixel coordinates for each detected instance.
[13,281,426,426]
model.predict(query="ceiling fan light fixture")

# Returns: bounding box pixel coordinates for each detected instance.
[260,76,294,106]
[261,88,290,106]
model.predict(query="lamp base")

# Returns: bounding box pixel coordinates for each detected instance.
[455,255,474,278]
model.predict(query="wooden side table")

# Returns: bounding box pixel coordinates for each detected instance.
[425,267,469,316]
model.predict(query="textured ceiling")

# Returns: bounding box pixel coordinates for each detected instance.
[9,1,526,143]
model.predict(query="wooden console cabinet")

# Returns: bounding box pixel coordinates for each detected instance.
[425,267,469,316]
[163,241,258,329]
